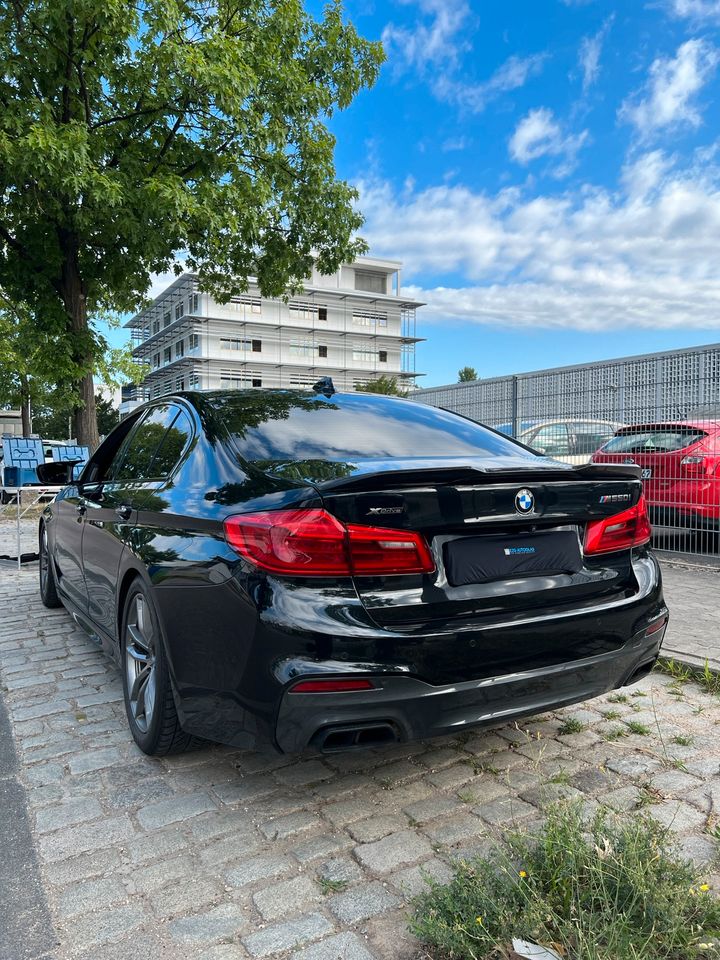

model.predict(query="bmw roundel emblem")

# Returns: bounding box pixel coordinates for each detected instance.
[515,488,535,514]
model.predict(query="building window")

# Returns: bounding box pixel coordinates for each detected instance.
[318,345,328,358]
[354,271,387,294]
[252,378,262,388]
[352,310,387,328]
[189,373,201,389]
[152,384,161,398]
[163,311,171,327]
[175,339,184,358]
[379,350,388,363]
[175,377,185,390]
[352,342,375,363]
[152,352,160,369]
[252,339,262,353]
[229,296,261,316]
[289,339,314,357]
[175,302,184,321]
[152,319,160,336]
[163,380,172,395]
[318,307,328,322]
[220,337,251,351]
[191,293,199,313]
[163,347,172,364]
[188,334,199,351]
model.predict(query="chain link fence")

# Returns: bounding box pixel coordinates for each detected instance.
[412,343,720,559]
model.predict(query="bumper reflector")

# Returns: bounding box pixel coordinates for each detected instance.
[289,678,375,694]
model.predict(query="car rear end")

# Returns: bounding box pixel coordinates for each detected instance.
[591,422,720,534]
[209,392,668,753]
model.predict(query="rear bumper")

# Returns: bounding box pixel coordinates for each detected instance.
[275,623,667,753]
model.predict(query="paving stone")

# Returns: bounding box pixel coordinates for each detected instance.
[13,699,71,722]
[294,834,351,864]
[149,877,224,920]
[226,854,293,888]
[254,875,321,921]
[292,932,377,960]
[403,796,462,824]
[68,746,125,775]
[648,801,708,833]
[353,830,433,873]
[34,796,104,834]
[514,738,568,762]
[260,811,323,841]
[168,903,249,943]
[601,785,642,812]
[63,904,147,951]
[136,790,217,830]
[212,775,277,805]
[678,834,718,866]
[348,815,406,843]
[604,755,663,778]
[44,846,124,886]
[329,881,400,924]
[243,913,334,958]
[650,770,703,796]
[318,857,364,885]
[39,814,135,863]
[389,859,454,899]
[274,760,334,787]
[56,875,128,918]
[423,813,488,847]
[475,796,537,825]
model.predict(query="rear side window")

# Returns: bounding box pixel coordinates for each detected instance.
[219,392,533,462]
[111,405,192,481]
[602,428,706,454]
[572,423,616,456]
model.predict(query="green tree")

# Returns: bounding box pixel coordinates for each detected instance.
[0,1,383,448]
[458,366,478,382]
[358,376,403,395]
[30,391,120,440]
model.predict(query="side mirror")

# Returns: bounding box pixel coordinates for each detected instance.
[36,461,80,484]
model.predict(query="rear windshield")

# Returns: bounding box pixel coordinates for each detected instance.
[602,428,706,454]
[216,392,532,462]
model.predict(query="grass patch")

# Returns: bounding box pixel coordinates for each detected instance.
[626,720,651,736]
[317,876,348,895]
[457,789,476,804]
[558,718,586,736]
[657,658,720,696]
[602,709,622,721]
[603,726,628,741]
[410,802,720,960]
[607,693,629,704]
[672,734,694,747]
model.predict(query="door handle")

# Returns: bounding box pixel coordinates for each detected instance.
[115,505,132,521]
[76,501,86,516]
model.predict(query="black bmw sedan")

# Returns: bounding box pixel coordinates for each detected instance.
[39,385,668,756]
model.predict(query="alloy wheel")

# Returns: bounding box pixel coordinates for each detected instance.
[125,593,157,734]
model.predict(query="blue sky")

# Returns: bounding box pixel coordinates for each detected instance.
[316,0,720,386]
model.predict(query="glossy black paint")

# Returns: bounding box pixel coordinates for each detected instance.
[42,390,668,753]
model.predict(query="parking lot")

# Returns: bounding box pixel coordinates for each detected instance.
[2,518,720,960]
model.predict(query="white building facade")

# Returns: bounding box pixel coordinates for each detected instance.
[124,257,423,410]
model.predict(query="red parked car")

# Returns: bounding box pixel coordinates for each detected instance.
[591,420,720,536]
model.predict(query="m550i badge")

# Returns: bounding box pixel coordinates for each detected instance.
[599,493,632,504]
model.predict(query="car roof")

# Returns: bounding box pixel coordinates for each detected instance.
[615,420,720,431]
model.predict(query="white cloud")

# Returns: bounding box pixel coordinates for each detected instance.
[509,108,589,174]
[437,54,547,113]
[578,17,613,93]
[669,0,720,21]
[619,39,719,137]
[357,158,720,331]
[381,0,469,75]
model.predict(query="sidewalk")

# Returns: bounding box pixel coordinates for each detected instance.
[660,560,720,672]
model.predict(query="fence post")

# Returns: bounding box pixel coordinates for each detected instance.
[511,375,519,438]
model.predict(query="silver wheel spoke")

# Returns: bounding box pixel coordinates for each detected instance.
[125,593,157,734]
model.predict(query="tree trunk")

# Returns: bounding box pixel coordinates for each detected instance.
[58,231,99,450]
[19,374,31,436]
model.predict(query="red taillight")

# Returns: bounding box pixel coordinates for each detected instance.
[681,454,709,475]
[584,496,652,555]
[289,678,375,693]
[223,509,435,577]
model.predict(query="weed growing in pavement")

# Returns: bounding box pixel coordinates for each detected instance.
[457,789,476,804]
[602,709,622,721]
[317,877,348,895]
[607,693,629,704]
[603,726,628,741]
[557,717,586,736]
[672,734,695,747]
[657,658,720,696]
[410,802,720,960]
[626,720,651,736]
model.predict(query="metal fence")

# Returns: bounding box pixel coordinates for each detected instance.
[412,342,720,558]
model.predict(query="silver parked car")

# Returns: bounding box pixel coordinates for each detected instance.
[519,419,624,465]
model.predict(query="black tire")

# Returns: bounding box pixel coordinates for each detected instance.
[120,579,203,756]
[39,524,62,609]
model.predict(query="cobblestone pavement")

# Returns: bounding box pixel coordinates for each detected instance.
[2,520,720,959]
[659,559,720,672]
